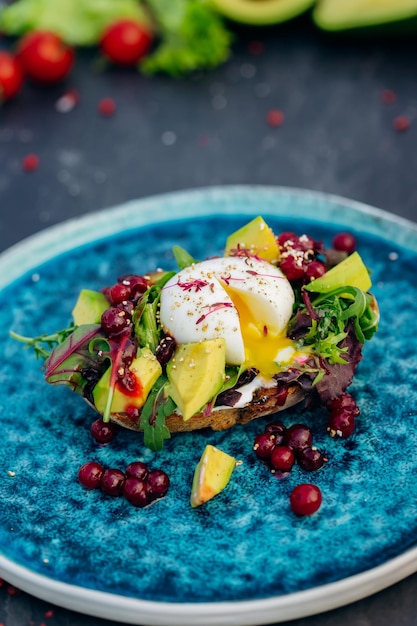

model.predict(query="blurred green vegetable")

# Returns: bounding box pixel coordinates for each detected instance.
[140,0,233,77]
[0,0,232,76]
[0,0,150,46]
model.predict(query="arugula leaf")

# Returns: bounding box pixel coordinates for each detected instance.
[139,376,173,451]
[140,0,233,77]
[10,325,76,361]
[173,245,196,270]
[293,286,378,365]
[133,270,176,351]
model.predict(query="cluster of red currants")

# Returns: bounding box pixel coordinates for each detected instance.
[253,421,326,516]
[78,460,170,508]
[253,421,326,475]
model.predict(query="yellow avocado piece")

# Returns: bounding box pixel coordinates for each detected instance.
[304,251,372,294]
[92,347,162,414]
[166,339,226,422]
[190,445,236,508]
[72,289,109,325]
[209,0,316,25]
[225,216,280,264]
[313,0,417,31]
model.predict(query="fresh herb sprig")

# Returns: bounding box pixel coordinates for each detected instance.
[133,270,176,352]
[10,325,76,360]
[294,286,379,365]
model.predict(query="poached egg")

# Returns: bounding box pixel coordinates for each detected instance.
[159,256,296,377]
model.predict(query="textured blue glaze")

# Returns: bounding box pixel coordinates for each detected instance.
[0,188,417,605]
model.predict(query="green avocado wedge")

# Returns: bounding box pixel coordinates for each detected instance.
[209,0,316,26]
[313,0,417,33]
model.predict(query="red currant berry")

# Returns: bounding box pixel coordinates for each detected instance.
[285,424,313,452]
[90,418,116,444]
[290,483,322,516]
[108,283,131,304]
[332,232,356,254]
[305,260,327,281]
[253,433,276,459]
[297,446,325,472]
[270,446,295,472]
[123,477,150,507]
[101,306,131,336]
[327,410,356,438]
[280,255,305,282]
[277,232,298,248]
[101,468,125,496]
[78,462,104,489]
[147,469,170,500]
[125,461,148,480]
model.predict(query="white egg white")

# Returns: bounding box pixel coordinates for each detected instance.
[159,256,295,369]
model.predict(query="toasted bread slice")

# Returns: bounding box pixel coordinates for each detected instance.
[108,383,304,433]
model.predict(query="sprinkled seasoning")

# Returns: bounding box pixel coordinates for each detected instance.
[55,89,79,113]
[248,40,264,56]
[22,153,40,172]
[266,109,285,128]
[393,115,411,132]
[98,97,116,116]
[381,89,397,104]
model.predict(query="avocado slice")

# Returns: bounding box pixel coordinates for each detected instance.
[190,444,236,507]
[166,339,226,422]
[93,347,162,414]
[209,0,316,25]
[313,0,417,32]
[72,289,109,325]
[225,216,280,264]
[304,251,372,294]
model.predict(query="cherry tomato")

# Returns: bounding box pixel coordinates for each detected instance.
[0,51,24,101]
[16,31,74,84]
[100,19,153,66]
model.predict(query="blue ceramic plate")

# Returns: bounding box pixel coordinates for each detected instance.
[1,186,417,626]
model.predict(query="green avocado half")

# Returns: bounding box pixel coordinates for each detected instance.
[313,0,417,33]
[209,0,316,25]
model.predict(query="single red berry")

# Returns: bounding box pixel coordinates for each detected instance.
[381,89,397,104]
[270,446,295,472]
[123,477,151,507]
[253,432,276,460]
[332,232,356,254]
[98,97,116,117]
[90,418,116,444]
[327,410,356,438]
[248,40,264,56]
[101,468,125,496]
[305,260,327,281]
[125,461,148,480]
[393,115,411,132]
[108,283,131,304]
[147,469,170,500]
[290,483,322,516]
[285,423,313,452]
[266,109,285,127]
[22,153,40,172]
[279,255,305,282]
[78,461,104,489]
[297,446,325,472]
[277,231,298,248]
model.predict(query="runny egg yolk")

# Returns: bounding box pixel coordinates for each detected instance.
[223,284,296,378]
